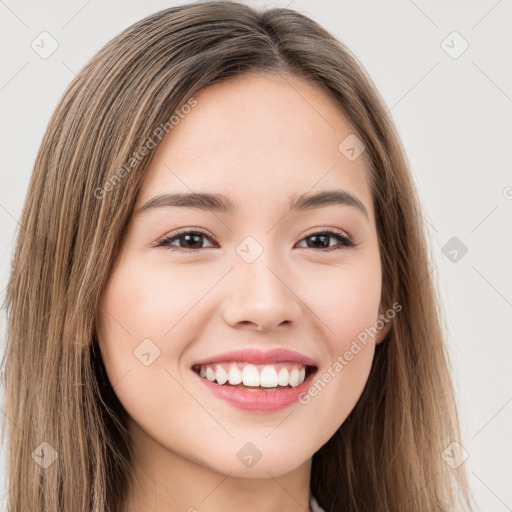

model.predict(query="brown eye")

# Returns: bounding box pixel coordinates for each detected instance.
[296,229,356,251]
[155,228,356,253]
[156,230,216,251]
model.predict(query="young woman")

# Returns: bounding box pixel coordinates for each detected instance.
[1,1,475,511]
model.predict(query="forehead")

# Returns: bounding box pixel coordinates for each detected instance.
[135,72,374,222]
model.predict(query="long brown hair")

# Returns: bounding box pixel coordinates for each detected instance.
[1,1,474,510]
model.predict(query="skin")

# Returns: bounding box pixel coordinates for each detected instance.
[96,71,391,512]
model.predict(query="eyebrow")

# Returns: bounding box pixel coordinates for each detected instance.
[137,189,368,219]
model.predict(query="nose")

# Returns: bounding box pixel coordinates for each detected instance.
[221,252,302,332]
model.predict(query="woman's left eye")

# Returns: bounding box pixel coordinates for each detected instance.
[295,229,356,251]
[155,228,356,252]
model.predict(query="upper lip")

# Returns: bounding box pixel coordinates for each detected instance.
[192,348,317,367]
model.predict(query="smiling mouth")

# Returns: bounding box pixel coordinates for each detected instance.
[192,361,317,390]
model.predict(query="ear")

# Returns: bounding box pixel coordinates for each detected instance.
[375,293,393,345]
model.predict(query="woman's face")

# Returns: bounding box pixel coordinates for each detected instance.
[97,72,389,479]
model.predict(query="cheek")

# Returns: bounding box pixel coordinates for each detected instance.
[95,255,217,408]
[95,259,206,438]
[299,262,382,347]
[293,263,381,439]
[97,257,197,350]
[95,260,172,392]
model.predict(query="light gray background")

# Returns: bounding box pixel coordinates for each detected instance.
[1,1,511,510]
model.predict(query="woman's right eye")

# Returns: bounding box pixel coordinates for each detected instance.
[155,230,216,251]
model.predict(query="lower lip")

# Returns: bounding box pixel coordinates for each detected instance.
[194,370,316,413]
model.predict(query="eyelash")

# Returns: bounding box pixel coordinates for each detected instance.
[154,228,357,253]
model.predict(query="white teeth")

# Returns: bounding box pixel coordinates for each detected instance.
[215,366,228,385]
[228,365,243,385]
[260,366,278,388]
[198,362,309,387]
[289,368,300,387]
[242,364,260,386]
[278,368,289,387]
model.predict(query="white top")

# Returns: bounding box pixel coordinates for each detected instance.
[310,494,327,512]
